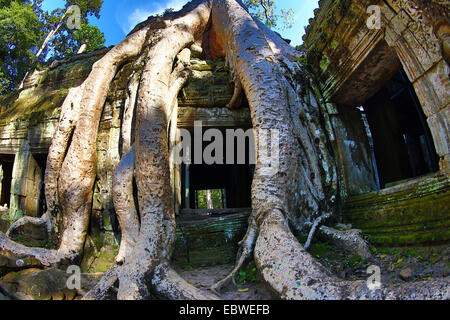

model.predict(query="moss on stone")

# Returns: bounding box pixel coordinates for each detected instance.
[344,175,450,246]
[172,212,250,267]
[0,89,68,124]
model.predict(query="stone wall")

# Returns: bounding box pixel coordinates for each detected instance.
[0,49,249,266]
[1,0,448,258]
[304,0,450,176]
[173,211,250,267]
[0,49,108,223]
[343,174,450,246]
[304,0,450,245]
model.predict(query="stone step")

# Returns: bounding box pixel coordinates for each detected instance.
[173,210,251,267]
[343,174,450,246]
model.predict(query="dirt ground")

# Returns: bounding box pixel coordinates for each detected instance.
[308,241,450,285]
[1,241,448,300]
[173,262,278,300]
[172,241,450,300]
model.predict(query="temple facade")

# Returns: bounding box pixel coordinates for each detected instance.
[0,0,448,269]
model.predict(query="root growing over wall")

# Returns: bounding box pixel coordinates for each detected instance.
[1,0,448,300]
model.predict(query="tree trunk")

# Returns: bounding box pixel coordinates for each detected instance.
[206,190,214,209]
[18,13,68,90]
[1,0,448,300]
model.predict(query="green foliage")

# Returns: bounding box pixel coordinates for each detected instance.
[294,56,307,67]
[242,0,294,30]
[0,0,105,94]
[196,189,224,209]
[44,0,105,59]
[236,261,258,285]
[342,255,364,269]
[310,242,332,258]
[65,0,102,20]
[73,23,105,53]
[0,0,42,93]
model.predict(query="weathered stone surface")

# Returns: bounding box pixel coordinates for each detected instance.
[399,268,413,281]
[81,233,119,274]
[173,211,250,267]
[0,52,238,238]
[413,60,450,118]
[304,0,450,175]
[331,39,401,107]
[0,2,447,300]
[21,48,110,94]
[79,211,252,273]
[0,213,9,234]
[318,226,373,259]
[428,107,450,158]
[0,268,77,300]
[178,58,234,108]
[7,220,48,247]
[177,107,251,128]
[330,104,378,197]
[0,0,446,300]
[343,174,450,246]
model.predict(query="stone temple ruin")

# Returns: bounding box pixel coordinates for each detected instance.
[0,0,448,274]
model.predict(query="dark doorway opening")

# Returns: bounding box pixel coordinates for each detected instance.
[0,154,14,208]
[361,68,439,189]
[180,126,254,214]
[33,153,47,217]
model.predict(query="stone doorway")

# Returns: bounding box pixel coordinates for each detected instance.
[361,68,440,189]
[32,153,47,218]
[180,126,254,215]
[172,123,254,266]
[0,154,15,209]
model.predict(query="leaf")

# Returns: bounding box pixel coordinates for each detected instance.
[239,270,247,276]
[238,288,249,293]
[380,254,387,259]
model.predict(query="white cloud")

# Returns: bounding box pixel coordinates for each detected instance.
[123,0,188,34]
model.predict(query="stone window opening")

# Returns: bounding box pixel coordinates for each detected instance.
[179,126,254,217]
[360,67,440,189]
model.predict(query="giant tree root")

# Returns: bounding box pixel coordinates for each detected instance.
[0,16,152,269]
[84,262,220,301]
[82,264,121,300]
[83,0,215,300]
[318,226,373,259]
[152,263,219,300]
[6,216,48,240]
[6,83,86,242]
[210,0,449,300]
[113,146,139,264]
[210,217,258,294]
[304,213,332,251]
[0,233,59,267]
[253,210,449,300]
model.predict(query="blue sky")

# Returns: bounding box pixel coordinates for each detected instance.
[42,0,319,47]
